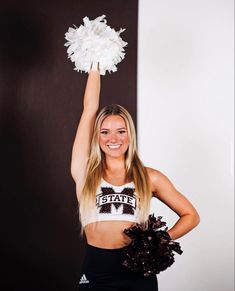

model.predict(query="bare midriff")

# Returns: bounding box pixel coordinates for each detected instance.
[84,220,136,249]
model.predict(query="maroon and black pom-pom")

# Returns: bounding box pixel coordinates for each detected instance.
[122,214,183,277]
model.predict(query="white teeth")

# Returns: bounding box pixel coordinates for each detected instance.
[108,145,121,149]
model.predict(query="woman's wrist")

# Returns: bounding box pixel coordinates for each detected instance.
[90,62,99,72]
[167,230,174,240]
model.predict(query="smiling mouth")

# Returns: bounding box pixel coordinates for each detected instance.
[107,144,121,149]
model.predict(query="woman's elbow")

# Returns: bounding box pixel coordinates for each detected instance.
[192,212,200,227]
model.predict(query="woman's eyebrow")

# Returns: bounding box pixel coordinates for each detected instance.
[100,127,127,130]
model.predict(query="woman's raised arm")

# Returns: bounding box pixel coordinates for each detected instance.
[70,64,100,196]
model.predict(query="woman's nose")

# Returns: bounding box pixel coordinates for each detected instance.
[109,133,118,142]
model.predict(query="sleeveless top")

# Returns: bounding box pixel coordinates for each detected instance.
[82,178,140,227]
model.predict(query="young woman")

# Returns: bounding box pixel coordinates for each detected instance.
[70,64,200,291]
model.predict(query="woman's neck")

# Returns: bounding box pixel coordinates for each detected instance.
[104,156,125,171]
[103,156,127,181]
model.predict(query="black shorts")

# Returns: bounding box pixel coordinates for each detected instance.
[77,244,158,291]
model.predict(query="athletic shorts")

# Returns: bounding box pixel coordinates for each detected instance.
[77,243,158,291]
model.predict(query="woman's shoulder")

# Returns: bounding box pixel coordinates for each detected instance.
[145,166,163,181]
[145,166,170,191]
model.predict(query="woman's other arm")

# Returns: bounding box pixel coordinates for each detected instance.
[147,167,200,240]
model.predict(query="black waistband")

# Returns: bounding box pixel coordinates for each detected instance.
[86,243,126,253]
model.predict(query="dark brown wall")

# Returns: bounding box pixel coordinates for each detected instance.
[0,0,138,290]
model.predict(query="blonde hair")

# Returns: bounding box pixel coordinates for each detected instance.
[78,104,152,236]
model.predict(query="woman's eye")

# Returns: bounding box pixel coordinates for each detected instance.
[100,131,108,135]
[119,130,126,134]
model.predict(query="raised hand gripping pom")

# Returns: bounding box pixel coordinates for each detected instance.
[64,15,128,75]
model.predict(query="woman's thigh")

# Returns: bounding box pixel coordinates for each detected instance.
[77,244,158,291]
[78,271,158,291]
[123,273,158,291]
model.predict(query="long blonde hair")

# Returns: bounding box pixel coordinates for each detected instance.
[78,104,152,236]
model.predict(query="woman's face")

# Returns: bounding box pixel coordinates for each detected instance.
[99,115,129,159]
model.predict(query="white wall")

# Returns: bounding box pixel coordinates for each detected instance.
[138,1,234,291]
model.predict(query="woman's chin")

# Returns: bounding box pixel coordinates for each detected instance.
[104,151,126,159]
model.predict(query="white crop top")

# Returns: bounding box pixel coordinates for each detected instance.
[82,178,140,227]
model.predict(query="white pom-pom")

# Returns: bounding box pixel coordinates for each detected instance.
[64,15,128,75]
